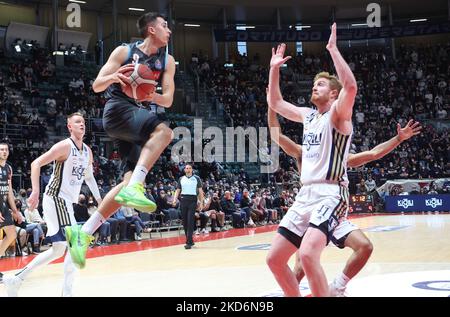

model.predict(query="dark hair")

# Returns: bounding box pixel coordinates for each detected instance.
[136,12,166,38]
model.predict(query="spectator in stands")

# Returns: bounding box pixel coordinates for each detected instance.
[14,201,44,254]
[194,202,209,235]
[238,189,253,226]
[112,207,131,242]
[16,189,28,212]
[251,193,267,225]
[73,194,90,223]
[221,191,246,228]
[120,206,149,241]
[365,175,377,193]
[263,190,278,224]
[155,190,179,225]
[202,192,225,231]
[24,205,47,235]
[273,191,289,219]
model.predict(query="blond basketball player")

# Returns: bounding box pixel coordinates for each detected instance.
[266,23,357,297]
[2,112,102,297]
[268,106,422,296]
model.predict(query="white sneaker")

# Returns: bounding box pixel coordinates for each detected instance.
[3,275,22,297]
[201,228,208,234]
[134,233,142,241]
[329,280,346,297]
[195,229,200,235]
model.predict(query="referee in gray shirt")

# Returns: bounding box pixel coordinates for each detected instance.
[172,163,204,249]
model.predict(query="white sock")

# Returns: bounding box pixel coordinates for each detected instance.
[62,252,76,297]
[82,211,106,235]
[15,242,66,280]
[128,165,148,186]
[334,272,350,288]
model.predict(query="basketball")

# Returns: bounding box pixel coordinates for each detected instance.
[121,63,157,101]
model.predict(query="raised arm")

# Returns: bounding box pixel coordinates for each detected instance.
[267,107,302,159]
[267,43,311,122]
[348,120,422,168]
[327,23,357,133]
[28,141,71,210]
[92,45,134,93]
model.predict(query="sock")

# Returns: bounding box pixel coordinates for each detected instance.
[82,211,106,235]
[334,272,350,288]
[62,252,76,297]
[128,165,148,186]
[15,242,66,280]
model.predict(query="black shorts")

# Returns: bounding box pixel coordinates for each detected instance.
[278,226,302,249]
[0,203,14,228]
[103,98,164,172]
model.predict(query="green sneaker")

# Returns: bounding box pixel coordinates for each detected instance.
[114,183,157,213]
[65,225,94,269]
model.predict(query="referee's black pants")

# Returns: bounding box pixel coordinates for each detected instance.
[180,195,197,245]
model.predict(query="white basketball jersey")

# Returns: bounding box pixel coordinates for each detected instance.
[300,110,352,187]
[45,138,90,203]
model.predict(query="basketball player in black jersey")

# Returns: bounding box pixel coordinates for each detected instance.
[66,12,175,268]
[0,142,21,281]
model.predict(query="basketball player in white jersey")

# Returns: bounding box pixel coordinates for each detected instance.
[2,112,102,297]
[266,23,357,296]
[268,106,422,296]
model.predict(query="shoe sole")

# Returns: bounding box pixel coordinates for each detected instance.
[113,196,157,213]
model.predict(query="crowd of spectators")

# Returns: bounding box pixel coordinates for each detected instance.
[0,41,449,255]
[198,43,449,188]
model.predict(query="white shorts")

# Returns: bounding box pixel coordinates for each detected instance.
[279,183,349,244]
[42,194,77,242]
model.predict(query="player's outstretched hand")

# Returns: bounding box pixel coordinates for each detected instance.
[270,43,291,69]
[397,120,422,141]
[326,23,337,51]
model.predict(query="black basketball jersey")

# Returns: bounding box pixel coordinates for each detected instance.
[105,41,168,104]
[0,163,12,208]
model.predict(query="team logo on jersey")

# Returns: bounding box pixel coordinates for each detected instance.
[154,59,162,70]
[305,113,316,124]
[72,166,86,180]
[302,132,322,151]
[132,53,140,64]
[0,184,8,194]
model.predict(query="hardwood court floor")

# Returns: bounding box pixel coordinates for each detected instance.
[1,213,449,297]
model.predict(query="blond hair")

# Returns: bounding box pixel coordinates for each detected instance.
[314,72,342,94]
[67,112,84,120]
